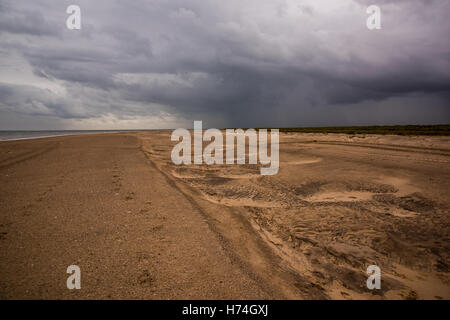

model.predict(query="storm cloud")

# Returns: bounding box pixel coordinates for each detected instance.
[0,0,449,129]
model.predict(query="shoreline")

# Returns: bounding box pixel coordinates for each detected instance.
[0,131,126,142]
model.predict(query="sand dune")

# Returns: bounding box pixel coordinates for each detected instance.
[141,131,450,300]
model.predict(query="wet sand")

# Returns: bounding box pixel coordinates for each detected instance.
[0,132,449,299]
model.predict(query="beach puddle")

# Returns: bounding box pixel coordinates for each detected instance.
[306,191,375,202]
[286,158,322,165]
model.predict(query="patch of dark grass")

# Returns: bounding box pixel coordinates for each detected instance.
[253,125,450,136]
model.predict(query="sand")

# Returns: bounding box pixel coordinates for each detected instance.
[0,131,449,299]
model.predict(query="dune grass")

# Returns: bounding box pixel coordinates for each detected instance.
[273,125,450,136]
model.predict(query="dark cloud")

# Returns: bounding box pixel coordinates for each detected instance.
[0,1,60,36]
[0,0,449,129]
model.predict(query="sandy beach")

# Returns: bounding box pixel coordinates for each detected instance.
[0,132,449,299]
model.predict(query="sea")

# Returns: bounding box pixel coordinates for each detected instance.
[0,130,144,141]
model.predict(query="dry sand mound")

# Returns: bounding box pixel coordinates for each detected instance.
[142,131,450,300]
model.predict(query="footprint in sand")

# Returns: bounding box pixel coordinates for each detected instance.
[138,269,153,286]
[125,192,135,200]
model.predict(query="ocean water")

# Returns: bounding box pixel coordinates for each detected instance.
[0,130,121,141]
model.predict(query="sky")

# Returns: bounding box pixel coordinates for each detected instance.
[0,0,449,130]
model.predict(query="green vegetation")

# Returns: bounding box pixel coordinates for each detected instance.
[273,125,450,136]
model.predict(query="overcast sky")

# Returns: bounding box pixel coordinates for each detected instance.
[0,0,449,130]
